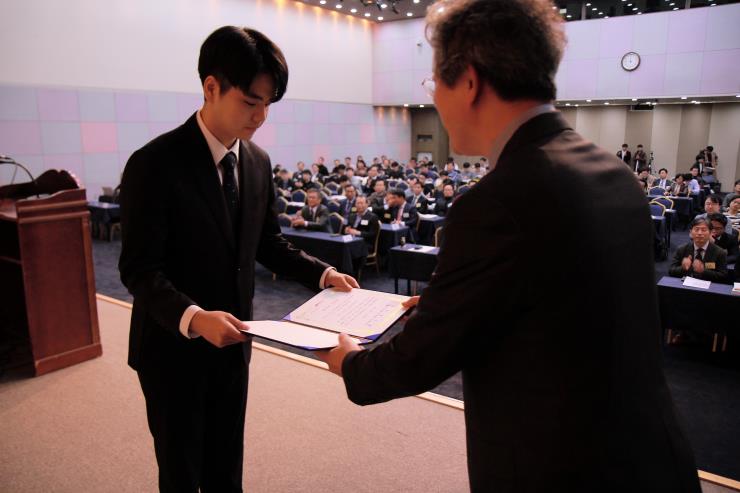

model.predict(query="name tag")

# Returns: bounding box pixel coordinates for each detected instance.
[360,219,369,226]
[351,207,357,212]
[705,262,716,269]
[384,213,391,219]
[403,213,409,218]
[416,202,421,208]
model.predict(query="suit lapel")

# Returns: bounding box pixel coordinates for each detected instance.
[237,141,262,263]
[183,114,236,251]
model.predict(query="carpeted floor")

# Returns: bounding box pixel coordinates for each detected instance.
[90,231,740,481]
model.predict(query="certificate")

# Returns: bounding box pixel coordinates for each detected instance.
[242,288,411,350]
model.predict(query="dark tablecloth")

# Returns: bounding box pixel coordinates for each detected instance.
[657,276,739,332]
[388,244,439,294]
[280,226,367,274]
[379,223,410,254]
[417,215,445,246]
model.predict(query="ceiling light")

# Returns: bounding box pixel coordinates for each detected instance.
[364,12,370,17]
[336,4,342,8]
[575,104,579,107]
[565,103,571,106]
[350,7,357,12]
[631,98,637,101]
[736,95,740,98]
[413,0,420,3]
[586,2,591,5]
[567,14,572,18]
[592,7,597,10]
[673,7,678,9]
[599,11,603,15]
[680,96,687,100]
[632,7,638,10]
[377,16,383,20]
[419,104,425,108]
[586,99,592,102]
[605,16,609,18]
[406,12,412,16]
[380,3,387,8]
[604,102,610,105]
[670,2,675,4]
[403,104,409,107]
[627,3,632,6]
[637,11,642,14]
[319,0,326,4]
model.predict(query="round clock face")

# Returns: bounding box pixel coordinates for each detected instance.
[621,52,640,71]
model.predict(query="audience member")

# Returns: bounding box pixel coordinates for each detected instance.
[434,183,456,216]
[407,181,430,213]
[669,174,689,197]
[669,218,729,283]
[655,168,672,190]
[633,144,647,170]
[343,195,380,250]
[291,189,330,232]
[708,214,739,265]
[368,179,388,211]
[384,189,419,241]
[339,184,358,220]
[722,180,740,208]
[617,143,631,168]
[695,197,733,234]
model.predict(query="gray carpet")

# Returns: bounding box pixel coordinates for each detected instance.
[90,233,740,481]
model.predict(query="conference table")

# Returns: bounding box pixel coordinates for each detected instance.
[656,276,739,351]
[379,223,410,254]
[417,214,446,246]
[667,196,694,228]
[388,243,439,294]
[280,226,367,274]
[87,200,120,240]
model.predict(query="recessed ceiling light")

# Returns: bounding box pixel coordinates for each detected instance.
[335,4,342,8]
[364,12,370,17]
[605,15,609,18]
[632,7,638,10]
[413,0,420,3]
[673,7,678,9]
[599,11,603,15]
[670,2,675,5]
[575,104,579,107]
[604,102,610,105]
[377,16,383,20]
[406,12,413,16]
[736,94,740,98]
[586,2,591,5]
[419,104,425,108]
[586,99,592,102]
[680,96,687,100]
[567,14,572,18]
[631,98,637,101]
[627,3,632,6]
[350,7,357,12]
[592,7,597,10]
[565,103,571,106]
[637,11,642,14]
[319,0,326,4]
[403,104,409,107]
[380,3,387,8]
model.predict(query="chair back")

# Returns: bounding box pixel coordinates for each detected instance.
[277,213,292,228]
[458,185,470,195]
[388,179,399,188]
[396,182,409,191]
[434,226,443,247]
[325,182,340,193]
[274,196,288,214]
[329,212,345,234]
[291,189,306,203]
[327,200,341,214]
[648,187,665,196]
[649,202,666,217]
[405,168,415,176]
[652,196,674,210]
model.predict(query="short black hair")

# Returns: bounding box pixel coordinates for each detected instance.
[198,26,288,103]
[735,179,740,186]
[659,168,668,173]
[707,213,727,226]
[689,217,711,229]
[705,195,720,205]
[690,165,700,171]
[707,145,714,151]
[637,167,648,174]
[388,189,405,199]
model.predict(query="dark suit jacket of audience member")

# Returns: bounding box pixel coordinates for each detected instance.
[339,197,357,219]
[654,178,673,189]
[714,231,739,264]
[616,149,631,165]
[297,204,331,232]
[341,112,700,492]
[407,193,429,214]
[668,241,729,283]
[344,210,380,252]
[434,196,454,216]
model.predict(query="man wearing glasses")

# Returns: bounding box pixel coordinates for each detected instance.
[317,0,701,491]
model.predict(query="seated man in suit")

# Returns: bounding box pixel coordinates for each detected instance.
[723,180,740,209]
[292,161,306,181]
[291,188,331,232]
[669,173,689,197]
[407,181,429,213]
[669,218,729,283]
[384,189,419,242]
[654,168,672,190]
[339,184,358,220]
[274,168,293,194]
[344,195,380,251]
[367,179,387,212]
[434,183,456,216]
[708,213,739,265]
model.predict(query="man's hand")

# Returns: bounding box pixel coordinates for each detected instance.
[402,295,420,310]
[324,270,360,291]
[681,256,692,271]
[291,217,306,227]
[190,310,248,348]
[346,227,359,236]
[315,333,362,376]
[692,258,705,274]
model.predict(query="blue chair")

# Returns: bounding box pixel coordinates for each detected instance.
[277,213,292,228]
[291,189,306,203]
[329,212,345,234]
[458,185,471,195]
[652,196,674,210]
[405,168,415,176]
[649,202,665,217]
[274,196,288,214]
[325,182,340,194]
[648,187,666,196]
[327,200,341,214]
[396,182,409,191]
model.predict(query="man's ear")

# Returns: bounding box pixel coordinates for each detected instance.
[463,65,482,106]
[203,75,221,103]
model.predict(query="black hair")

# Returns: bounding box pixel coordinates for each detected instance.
[388,189,405,198]
[689,217,711,229]
[705,195,720,205]
[463,162,471,168]
[707,145,714,151]
[198,26,288,103]
[734,179,740,186]
[659,168,668,173]
[707,213,727,227]
[637,167,648,174]
[690,165,700,171]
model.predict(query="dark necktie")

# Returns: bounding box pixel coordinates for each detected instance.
[695,247,704,261]
[220,152,240,237]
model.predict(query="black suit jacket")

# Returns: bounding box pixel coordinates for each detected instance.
[344,210,380,251]
[434,196,454,216]
[342,112,699,492]
[339,197,357,219]
[297,204,331,232]
[119,114,328,371]
[714,232,739,264]
[407,193,429,214]
[669,242,730,283]
[617,149,631,165]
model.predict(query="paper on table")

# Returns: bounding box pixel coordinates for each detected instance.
[243,321,363,350]
[733,283,740,294]
[683,277,711,289]
[418,213,439,220]
[288,288,409,338]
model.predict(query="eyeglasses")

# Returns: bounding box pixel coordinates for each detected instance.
[421,77,436,99]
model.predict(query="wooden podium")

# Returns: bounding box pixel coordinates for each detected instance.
[0,175,102,376]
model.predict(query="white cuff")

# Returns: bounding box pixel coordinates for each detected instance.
[319,267,336,289]
[179,305,203,339]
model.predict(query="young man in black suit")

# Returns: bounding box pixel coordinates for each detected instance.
[317,1,700,491]
[669,218,729,283]
[617,143,632,167]
[384,189,418,242]
[118,26,357,492]
[343,195,380,259]
[406,181,429,213]
[339,184,358,220]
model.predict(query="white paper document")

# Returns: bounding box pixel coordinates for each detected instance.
[242,288,410,350]
[683,277,711,289]
[733,283,740,295]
